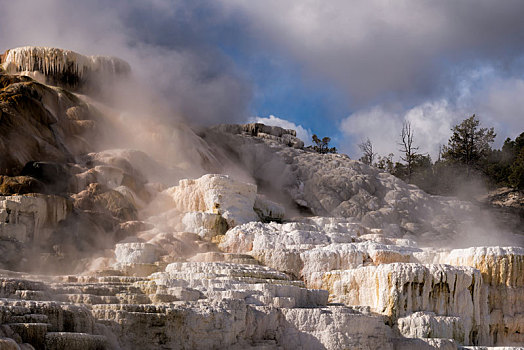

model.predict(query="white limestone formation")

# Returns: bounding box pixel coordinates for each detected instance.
[397,312,466,342]
[219,217,419,280]
[181,212,228,239]
[322,263,484,344]
[157,174,259,226]
[442,247,524,345]
[203,124,487,246]
[1,46,130,88]
[114,242,160,265]
[218,217,524,346]
[0,194,67,242]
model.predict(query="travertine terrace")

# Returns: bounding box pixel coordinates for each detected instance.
[0,47,522,349]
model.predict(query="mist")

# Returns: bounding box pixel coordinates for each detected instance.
[0,0,522,272]
[0,0,252,127]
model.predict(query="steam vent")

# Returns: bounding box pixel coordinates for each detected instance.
[0,46,523,350]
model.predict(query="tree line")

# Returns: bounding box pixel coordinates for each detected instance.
[311,115,523,195]
[360,115,523,195]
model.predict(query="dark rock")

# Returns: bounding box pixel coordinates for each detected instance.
[20,161,71,194]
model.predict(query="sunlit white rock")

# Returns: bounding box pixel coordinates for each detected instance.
[322,263,485,344]
[114,242,160,265]
[163,174,259,226]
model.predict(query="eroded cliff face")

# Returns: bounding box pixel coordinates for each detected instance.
[0,47,130,92]
[0,47,522,350]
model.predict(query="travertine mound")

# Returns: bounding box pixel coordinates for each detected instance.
[0,262,397,350]
[1,46,130,91]
[0,47,522,349]
[201,124,504,247]
[149,174,284,228]
[219,215,524,346]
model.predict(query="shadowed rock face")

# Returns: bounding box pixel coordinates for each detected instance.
[478,187,524,233]
[0,73,102,176]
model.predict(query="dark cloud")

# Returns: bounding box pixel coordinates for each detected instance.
[220,0,524,106]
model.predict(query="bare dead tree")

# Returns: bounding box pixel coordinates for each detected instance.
[358,138,375,165]
[437,144,443,162]
[399,121,419,180]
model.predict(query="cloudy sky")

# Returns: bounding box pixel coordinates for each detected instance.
[1,0,524,159]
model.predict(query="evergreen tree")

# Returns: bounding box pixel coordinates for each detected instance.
[442,114,495,176]
[311,134,337,154]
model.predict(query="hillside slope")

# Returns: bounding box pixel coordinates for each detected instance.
[0,47,522,349]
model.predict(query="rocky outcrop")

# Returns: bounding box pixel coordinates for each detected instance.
[1,46,130,91]
[209,123,304,149]
[0,194,68,243]
[0,176,45,195]
[478,187,524,233]
[0,72,101,176]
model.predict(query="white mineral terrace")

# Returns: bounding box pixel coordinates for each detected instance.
[1,46,130,82]
[2,169,521,349]
[0,71,522,348]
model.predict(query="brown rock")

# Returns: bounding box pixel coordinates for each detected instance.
[0,72,100,175]
[0,175,44,195]
[72,183,138,221]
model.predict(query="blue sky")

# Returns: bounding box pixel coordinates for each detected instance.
[1,0,524,159]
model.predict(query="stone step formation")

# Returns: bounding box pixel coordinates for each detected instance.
[0,47,523,349]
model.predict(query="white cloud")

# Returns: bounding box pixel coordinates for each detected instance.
[404,100,461,159]
[340,101,465,161]
[339,78,524,162]
[476,77,524,144]
[250,115,312,144]
[340,106,402,159]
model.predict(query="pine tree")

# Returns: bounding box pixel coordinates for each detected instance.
[311,134,337,154]
[442,114,495,176]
